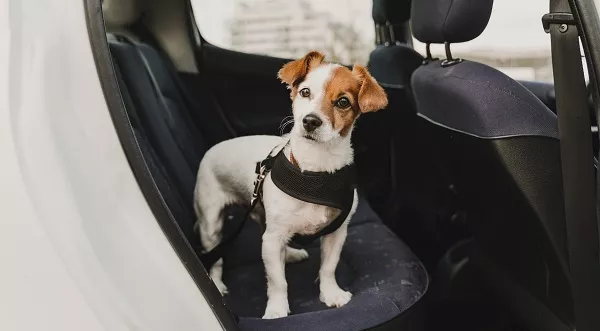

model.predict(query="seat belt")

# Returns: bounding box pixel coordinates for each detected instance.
[546,1,600,330]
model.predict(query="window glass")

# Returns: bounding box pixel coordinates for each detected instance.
[191,0,374,64]
[412,0,553,82]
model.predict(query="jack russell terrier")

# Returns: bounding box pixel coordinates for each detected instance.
[194,51,388,319]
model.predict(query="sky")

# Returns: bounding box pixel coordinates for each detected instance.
[191,0,553,57]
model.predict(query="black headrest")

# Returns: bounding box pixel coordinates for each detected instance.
[372,0,411,25]
[411,0,494,44]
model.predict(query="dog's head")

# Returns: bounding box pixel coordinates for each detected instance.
[278,51,388,143]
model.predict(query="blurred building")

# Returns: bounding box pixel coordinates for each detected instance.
[229,0,554,82]
[229,0,370,64]
[418,45,554,82]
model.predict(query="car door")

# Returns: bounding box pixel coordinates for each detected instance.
[196,44,293,136]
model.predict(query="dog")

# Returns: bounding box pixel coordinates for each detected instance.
[194,51,387,319]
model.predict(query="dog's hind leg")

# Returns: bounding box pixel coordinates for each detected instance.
[196,192,229,295]
[210,258,227,295]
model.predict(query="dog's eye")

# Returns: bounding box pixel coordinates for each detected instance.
[336,97,351,109]
[299,88,311,98]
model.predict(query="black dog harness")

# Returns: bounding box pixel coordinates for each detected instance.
[200,143,356,267]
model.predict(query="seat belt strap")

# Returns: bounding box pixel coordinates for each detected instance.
[547,0,600,330]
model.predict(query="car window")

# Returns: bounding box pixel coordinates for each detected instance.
[190,0,374,64]
[412,0,554,82]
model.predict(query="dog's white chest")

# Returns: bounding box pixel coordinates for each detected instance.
[262,178,342,236]
[289,203,340,235]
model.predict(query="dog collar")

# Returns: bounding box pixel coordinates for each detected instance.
[254,149,356,245]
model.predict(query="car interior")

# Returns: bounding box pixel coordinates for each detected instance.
[92,0,596,330]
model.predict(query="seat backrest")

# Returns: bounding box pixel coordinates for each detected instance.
[410,0,574,326]
[109,39,203,241]
[364,0,423,202]
[368,0,423,90]
[103,0,215,245]
[365,1,469,263]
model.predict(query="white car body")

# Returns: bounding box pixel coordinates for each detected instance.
[0,0,222,330]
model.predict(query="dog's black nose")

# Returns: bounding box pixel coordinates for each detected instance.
[302,114,322,132]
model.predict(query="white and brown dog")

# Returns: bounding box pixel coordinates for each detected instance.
[194,51,387,319]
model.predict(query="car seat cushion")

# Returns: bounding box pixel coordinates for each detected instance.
[221,196,428,331]
[411,0,494,44]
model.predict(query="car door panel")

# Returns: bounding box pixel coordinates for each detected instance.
[198,43,294,136]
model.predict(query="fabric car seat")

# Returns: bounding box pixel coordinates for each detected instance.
[363,0,426,218]
[102,0,429,330]
[409,0,574,328]
[366,0,459,268]
[368,0,423,89]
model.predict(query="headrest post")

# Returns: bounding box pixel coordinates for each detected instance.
[422,43,438,65]
[374,23,381,45]
[444,42,453,61]
[441,42,463,67]
[387,21,396,44]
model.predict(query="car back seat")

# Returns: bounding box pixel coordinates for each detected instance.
[102,1,428,330]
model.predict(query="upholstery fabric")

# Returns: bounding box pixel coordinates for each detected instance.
[108,37,428,331]
[412,60,558,139]
[223,198,428,331]
[411,0,494,44]
[368,44,423,88]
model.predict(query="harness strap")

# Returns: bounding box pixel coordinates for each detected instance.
[269,151,356,245]
[199,141,356,267]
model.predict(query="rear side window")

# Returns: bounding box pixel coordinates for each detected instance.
[191,0,374,64]
[412,0,553,82]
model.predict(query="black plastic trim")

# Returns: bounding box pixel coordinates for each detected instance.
[83,1,239,330]
[542,12,575,32]
[572,0,600,128]
[473,250,573,331]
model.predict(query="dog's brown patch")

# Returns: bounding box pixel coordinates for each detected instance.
[321,65,388,136]
[278,51,325,98]
[321,66,361,136]
[352,65,388,113]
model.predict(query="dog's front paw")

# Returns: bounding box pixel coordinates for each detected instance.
[262,299,290,319]
[320,286,352,308]
[285,247,309,263]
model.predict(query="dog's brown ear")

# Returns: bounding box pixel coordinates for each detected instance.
[278,51,325,88]
[352,65,388,113]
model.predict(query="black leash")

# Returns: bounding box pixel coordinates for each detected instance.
[199,142,356,267]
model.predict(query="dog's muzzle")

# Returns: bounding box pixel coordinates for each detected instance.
[302,114,322,132]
